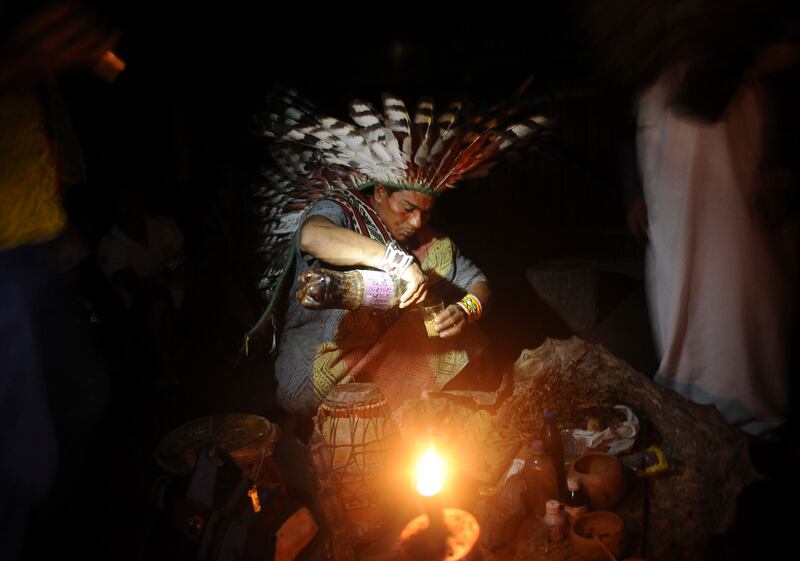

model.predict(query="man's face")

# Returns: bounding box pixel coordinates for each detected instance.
[371,185,435,241]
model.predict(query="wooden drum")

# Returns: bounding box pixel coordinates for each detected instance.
[315,383,400,545]
[156,413,282,487]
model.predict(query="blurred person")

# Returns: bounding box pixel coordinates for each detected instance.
[0,1,119,558]
[637,62,795,436]
[97,184,187,385]
[54,222,122,335]
[584,0,799,436]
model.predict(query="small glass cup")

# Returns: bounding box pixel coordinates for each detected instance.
[422,299,444,337]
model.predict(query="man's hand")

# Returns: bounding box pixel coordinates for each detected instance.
[0,2,120,88]
[398,263,427,308]
[434,305,467,338]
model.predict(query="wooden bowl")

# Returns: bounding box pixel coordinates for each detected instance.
[570,511,626,561]
[567,452,626,510]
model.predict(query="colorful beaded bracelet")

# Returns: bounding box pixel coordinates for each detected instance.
[456,294,482,323]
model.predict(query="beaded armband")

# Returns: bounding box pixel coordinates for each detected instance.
[378,242,414,278]
[455,294,483,323]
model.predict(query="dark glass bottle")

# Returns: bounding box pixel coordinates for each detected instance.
[542,409,566,498]
[564,476,589,524]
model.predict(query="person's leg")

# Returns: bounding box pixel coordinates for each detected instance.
[28,243,111,559]
[0,246,58,559]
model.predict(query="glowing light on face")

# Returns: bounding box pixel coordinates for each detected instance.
[373,187,435,241]
[415,445,446,497]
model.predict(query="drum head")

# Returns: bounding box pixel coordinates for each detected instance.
[322,383,384,408]
[155,413,279,475]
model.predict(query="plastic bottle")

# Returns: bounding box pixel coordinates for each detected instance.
[544,499,567,543]
[542,409,566,498]
[523,440,559,515]
[295,268,405,310]
[564,476,589,524]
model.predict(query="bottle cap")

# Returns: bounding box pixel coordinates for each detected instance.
[531,440,545,452]
[567,476,581,491]
[543,409,556,420]
[545,500,561,514]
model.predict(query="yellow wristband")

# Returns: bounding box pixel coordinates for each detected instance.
[457,294,482,323]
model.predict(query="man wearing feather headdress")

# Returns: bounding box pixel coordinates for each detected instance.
[250,90,547,415]
[281,181,491,415]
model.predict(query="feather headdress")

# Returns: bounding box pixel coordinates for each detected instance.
[245,86,550,352]
[259,88,549,195]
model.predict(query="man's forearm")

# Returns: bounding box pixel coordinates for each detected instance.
[467,281,491,311]
[299,215,386,268]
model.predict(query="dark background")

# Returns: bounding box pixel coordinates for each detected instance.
[60,1,601,226]
[15,1,797,560]
[59,0,639,336]
[58,0,644,376]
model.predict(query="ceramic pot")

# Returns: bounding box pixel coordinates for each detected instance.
[567,452,626,510]
[570,511,626,561]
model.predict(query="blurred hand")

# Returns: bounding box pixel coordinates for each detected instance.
[0,2,120,86]
[626,196,649,245]
[399,263,427,308]
[434,304,466,338]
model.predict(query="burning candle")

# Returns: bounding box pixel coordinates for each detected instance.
[415,445,446,497]
[400,441,480,560]
[415,445,446,534]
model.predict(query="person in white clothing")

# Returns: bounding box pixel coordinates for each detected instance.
[635,51,797,436]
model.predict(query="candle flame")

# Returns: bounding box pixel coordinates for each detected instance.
[415,445,446,497]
